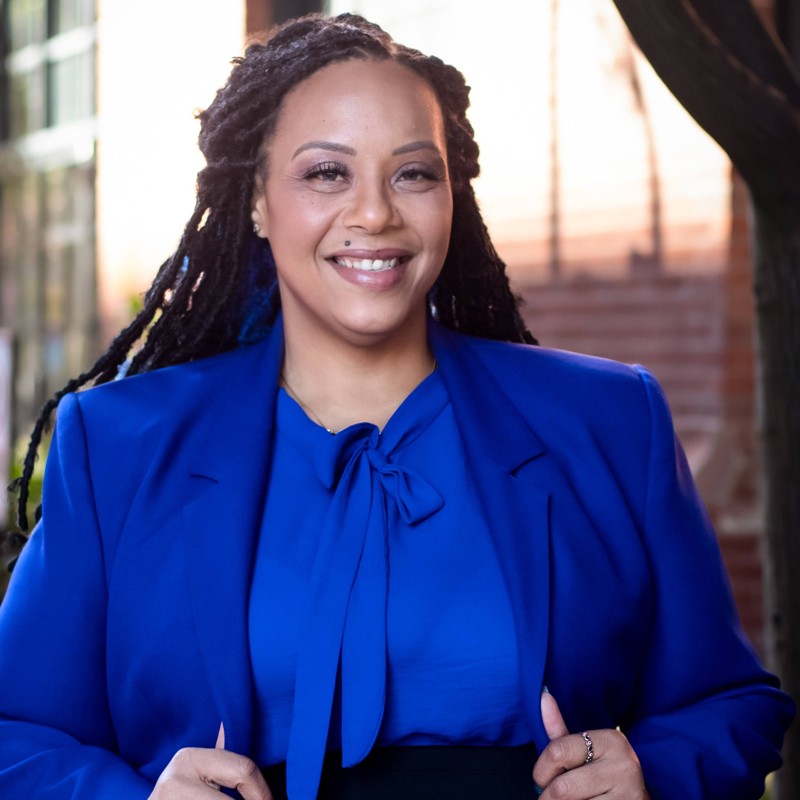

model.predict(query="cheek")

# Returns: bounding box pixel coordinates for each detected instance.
[425,202,453,253]
[404,191,452,238]
[269,194,338,240]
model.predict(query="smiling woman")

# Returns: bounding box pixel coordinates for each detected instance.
[0,12,793,800]
[252,59,453,431]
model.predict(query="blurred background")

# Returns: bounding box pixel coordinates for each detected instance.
[1,0,797,655]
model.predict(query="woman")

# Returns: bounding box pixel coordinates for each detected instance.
[0,13,792,800]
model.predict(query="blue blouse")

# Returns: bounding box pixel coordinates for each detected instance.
[248,371,534,799]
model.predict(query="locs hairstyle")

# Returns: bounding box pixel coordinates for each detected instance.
[13,13,536,530]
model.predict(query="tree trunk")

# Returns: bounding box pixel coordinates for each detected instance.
[752,202,800,800]
[609,1,800,795]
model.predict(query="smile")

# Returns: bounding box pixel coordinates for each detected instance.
[333,257,400,272]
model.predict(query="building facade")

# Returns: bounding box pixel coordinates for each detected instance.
[0,0,98,447]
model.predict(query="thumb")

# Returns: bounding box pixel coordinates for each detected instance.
[541,689,569,740]
[215,722,225,750]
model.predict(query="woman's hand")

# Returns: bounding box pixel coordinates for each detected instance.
[149,724,273,800]
[533,692,650,799]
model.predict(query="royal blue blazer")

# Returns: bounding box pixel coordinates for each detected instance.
[0,318,793,799]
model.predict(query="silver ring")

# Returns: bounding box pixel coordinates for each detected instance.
[580,731,594,764]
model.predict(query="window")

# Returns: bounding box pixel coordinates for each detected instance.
[0,0,97,443]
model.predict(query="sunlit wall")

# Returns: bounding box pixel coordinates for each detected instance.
[328,0,731,281]
[95,0,732,338]
[95,0,245,336]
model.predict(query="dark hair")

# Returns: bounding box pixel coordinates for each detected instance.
[13,12,535,531]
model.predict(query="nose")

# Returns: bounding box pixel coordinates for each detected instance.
[343,180,401,234]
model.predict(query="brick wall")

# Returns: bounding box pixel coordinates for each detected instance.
[512,197,765,651]
[515,272,725,447]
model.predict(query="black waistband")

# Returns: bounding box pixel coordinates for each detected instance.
[261,743,538,800]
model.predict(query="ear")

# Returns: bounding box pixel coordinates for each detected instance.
[251,175,269,239]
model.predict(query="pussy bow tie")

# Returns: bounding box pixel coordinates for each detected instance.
[286,422,444,800]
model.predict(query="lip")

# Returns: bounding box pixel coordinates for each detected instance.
[328,248,412,260]
[328,253,411,290]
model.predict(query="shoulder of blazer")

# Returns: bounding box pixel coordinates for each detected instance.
[448,329,651,413]
[460,332,645,392]
[437,327,659,462]
[54,335,280,508]
[52,335,280,548]
[70,336,276,436]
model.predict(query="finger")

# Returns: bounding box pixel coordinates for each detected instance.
[151,773,229,799]
[534,732,596,791]
[186,748,274,800]
[541,690,569,740]
[535,729,649,799]
[237,770,275,800]
[534,692,572,792]
[215,723,225,750]
[539,762,613,800]
[538,740,648,800]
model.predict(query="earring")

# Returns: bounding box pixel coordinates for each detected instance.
[253,222,261,234]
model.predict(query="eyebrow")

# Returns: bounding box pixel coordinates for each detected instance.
[291,139,443,159]
[292,141,356,159]
[392,140,442,156]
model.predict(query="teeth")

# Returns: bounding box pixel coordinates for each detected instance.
[336,257,399,271]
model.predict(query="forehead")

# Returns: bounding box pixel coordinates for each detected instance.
[270,59,446,149]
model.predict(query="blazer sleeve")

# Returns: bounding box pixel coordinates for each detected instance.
[624,366,795,799]
[0,393,153,798]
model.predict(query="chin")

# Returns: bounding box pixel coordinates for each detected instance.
[335,311,422,347]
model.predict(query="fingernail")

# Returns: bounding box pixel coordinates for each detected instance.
[535,785,544,796]
[542,684,550,694]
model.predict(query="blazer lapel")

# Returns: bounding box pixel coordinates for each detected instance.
[430,323,552,754]
[180,322,284,756]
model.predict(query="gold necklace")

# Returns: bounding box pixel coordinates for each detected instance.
[280,358,437,436]
[280,371,336,434]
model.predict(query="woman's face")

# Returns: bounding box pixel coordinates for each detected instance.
[252,58,453,351]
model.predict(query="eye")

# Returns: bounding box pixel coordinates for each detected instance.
[303,161,349,182]
[394,162,447,191]
[397,165,439,182]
